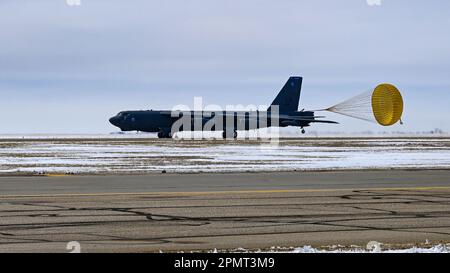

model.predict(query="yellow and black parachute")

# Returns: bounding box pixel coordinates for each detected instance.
[325,83,404,126]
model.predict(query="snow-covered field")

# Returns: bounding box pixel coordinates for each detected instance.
[0,137,449,174]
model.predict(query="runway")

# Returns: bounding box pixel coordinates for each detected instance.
[1,170,450,252]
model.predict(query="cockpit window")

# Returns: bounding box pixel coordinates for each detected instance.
[117,112,129,119]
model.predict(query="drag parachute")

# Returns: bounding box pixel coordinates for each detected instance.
[325,83,404,126]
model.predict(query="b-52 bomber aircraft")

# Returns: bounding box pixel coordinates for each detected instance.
[109,77,338,138]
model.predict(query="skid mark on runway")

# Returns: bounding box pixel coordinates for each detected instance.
[1,188,450,251]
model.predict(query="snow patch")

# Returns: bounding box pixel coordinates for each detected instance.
[1,138,449,174]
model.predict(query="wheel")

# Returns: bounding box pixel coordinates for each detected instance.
[233,131,238,138]
[301,129,306,134]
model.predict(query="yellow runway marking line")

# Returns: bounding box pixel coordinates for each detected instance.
[44,174,69,177]
[1,186,450,199]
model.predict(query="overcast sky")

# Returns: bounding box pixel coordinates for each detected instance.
[1,0,449,134]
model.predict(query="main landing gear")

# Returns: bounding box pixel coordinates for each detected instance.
[301,128,306,134]
[222,130,237,139]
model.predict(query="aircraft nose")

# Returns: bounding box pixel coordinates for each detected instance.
[109,116,120,127]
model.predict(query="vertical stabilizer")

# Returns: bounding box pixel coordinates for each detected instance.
[267,77,302,113]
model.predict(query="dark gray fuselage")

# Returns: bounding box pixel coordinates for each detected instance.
[109,110,316,133]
